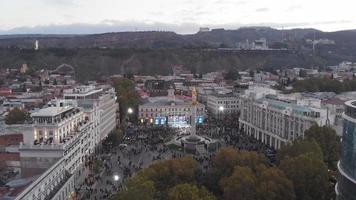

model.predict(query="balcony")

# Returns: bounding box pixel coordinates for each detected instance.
[21,120,92,151]
[43,171,72,200]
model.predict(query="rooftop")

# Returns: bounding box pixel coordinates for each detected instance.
[257,97,313,114]
[31,106,73,117]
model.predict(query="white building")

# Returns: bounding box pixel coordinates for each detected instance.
[17,103,93,200]
[63,85,118,140]
[207,93,239,119]
[15,157,75,200]
[239,88,329,149]
[14,85,119,200]
[139,89,205,127]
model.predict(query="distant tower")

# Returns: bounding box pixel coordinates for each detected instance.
[35,40,39,50]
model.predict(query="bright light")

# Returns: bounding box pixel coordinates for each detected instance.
[127,108,133,114]
[114,175,120,181]
[218,106,224,111]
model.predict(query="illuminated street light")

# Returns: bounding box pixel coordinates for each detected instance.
[127,108,133,114]
[218,106,224,111]
[114,174,120,181]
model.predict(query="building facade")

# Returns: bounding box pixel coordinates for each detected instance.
[139,89,205,127]
[336,100,356,200]
[207,93,239,119]
[63,85,118,140]
[239,95,328,149]
[14,84,119,200]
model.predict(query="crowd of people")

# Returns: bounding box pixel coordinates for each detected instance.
[74,115,276,200]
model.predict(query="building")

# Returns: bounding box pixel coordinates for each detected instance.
[63,85,118,140]
[20,104,90,177]
[20,64,28,74]
[13,102,93,200]
[9,85,119,200]
[139,89,205,127]
[207,93,239,119]
[144,80,173,97]
[336,100,356,200]
[239,92,328,149]
[14,157,75,200]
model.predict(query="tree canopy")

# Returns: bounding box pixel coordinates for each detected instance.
[113,78,140,121]
[168,184,216,200]
[292,77,356,94]
[304,125,340,169]
[5,107,28,125]
[279,154,328,200]
[276,139,323,163]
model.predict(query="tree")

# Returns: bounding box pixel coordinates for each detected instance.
[235,150,268,172]
[5,108,28,124]
[224,69,240,81]
[276,139,323,164]
[207,147,268,194]
[168,184,216,200]
[113,78,140,121]
[140,156,198,192]
[53,78,57,85]
[256,165,296,200]
[304,125,340,169]
[220,166,257,200]
[117,175,156,200]
[103,129,123,150]
[279,154,328,200]
[212,147,239,177]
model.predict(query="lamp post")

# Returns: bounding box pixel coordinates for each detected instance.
[127,107,133,123]
[113,174,120,182]
[218,106,224,120]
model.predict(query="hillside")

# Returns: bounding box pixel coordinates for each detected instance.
[0,27,355,81]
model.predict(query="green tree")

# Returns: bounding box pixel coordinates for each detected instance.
[103,129,123,150]
[113,78,140,121]
[168,184,216,200]
[117,175,156,200]
[235,150,268,172]
[276,139,323,163]
[212,147,239,177]
[220,166,257,200]
[140,156,198,192]
[256,165,296,200]
[279,154,329,200]
[207,148,268,194]
[5,108,28,125]
[304,125,340,169]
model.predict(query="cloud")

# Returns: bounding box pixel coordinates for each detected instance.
[256,8,269,12]
[286,5,302,11]
[43,0,79,6]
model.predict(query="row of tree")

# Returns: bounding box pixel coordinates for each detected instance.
[113,78,140,121]
[113,125,340,200]
[292,77,356,93]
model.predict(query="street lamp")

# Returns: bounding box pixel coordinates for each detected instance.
[218,106,224,111]
[218,106,224,120]
[127,108,133,114]
[114,174,120,181]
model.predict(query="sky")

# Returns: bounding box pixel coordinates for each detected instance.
[0,0,355,34]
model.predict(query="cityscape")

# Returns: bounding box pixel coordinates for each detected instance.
[0,1,356,200]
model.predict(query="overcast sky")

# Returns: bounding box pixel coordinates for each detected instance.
[0,0,355,34]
